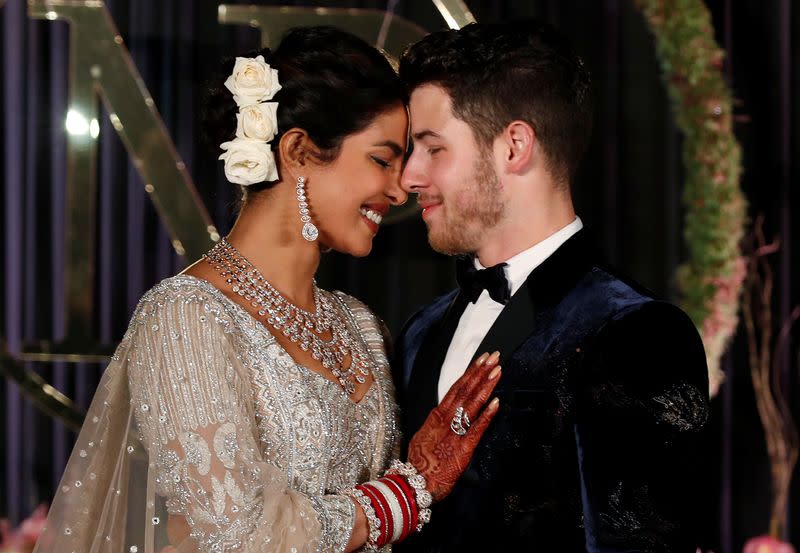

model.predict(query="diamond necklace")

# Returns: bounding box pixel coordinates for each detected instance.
[203,237,372,395]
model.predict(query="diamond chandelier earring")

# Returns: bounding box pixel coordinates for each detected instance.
[296,176,319,242]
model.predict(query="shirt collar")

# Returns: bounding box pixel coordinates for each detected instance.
[475,216,584,296]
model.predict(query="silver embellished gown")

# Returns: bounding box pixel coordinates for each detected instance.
[33,275,401,553]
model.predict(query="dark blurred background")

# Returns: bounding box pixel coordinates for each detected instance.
[1,1,798,552]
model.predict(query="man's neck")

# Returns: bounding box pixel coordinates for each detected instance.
[475,197,577,268]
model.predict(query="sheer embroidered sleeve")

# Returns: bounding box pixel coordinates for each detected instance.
[127,290,354,553]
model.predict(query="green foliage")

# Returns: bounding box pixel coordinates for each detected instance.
[636,0,747,391]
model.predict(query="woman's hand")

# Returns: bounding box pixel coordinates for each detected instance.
[407,351,501,502]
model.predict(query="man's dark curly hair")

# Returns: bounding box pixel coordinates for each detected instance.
[399,20,593,185]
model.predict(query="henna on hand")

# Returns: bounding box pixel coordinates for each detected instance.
[407,352,501,502]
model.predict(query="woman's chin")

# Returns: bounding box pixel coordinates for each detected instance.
[351,243,373,258]
[322,237,373,258]
[348,238,374,258]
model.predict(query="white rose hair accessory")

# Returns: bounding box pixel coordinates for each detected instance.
[236,102,279,142]
[219,140,278,185]
[218,55,281,186]
[224,55,281,108]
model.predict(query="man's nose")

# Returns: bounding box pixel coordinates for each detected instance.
[401,151,427,193]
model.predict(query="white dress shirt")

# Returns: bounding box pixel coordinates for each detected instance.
[437,217,584,402]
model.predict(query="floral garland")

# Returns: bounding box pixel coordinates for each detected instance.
[635,0,747,396]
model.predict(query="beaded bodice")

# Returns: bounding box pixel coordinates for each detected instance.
[32,274,401,553]
[172,275,397,477]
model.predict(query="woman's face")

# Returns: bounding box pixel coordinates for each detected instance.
[306,104,408,257]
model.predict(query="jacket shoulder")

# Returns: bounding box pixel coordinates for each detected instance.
[398,289,458,339]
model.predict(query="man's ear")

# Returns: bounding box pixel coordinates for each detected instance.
[279,128,321,173]
[499,120,536,174]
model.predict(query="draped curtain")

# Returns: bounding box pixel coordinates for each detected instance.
[1,1,798,551]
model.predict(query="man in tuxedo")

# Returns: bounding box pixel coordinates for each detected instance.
[393,20,710,553]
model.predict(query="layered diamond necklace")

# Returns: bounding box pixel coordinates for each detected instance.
[204,237,372,395]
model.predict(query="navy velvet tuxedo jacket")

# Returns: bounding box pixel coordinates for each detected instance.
[392,231,710,553]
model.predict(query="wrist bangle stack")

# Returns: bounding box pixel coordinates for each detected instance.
[348,460,432,550]
[348,487,381,549]
[386,460,433,531]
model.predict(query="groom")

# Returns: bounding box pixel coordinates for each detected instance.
[393,20,710,553]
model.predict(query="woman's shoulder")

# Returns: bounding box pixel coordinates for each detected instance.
[131,275,224,316]
[122,275,245,342]
[115,274,255,364]
[328,289,379,326]
[328,289,391,351]
[329,289,368,312]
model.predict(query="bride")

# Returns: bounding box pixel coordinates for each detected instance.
[33,26,501,553]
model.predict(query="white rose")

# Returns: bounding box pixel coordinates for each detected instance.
[219,138,278,185]
[235,102,279,142]
[224,55,281,107]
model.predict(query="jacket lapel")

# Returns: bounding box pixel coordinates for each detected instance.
[472,279,537,363]
[474,230,595,364]
[404,292,469,437]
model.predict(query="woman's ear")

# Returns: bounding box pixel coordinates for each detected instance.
[278,128,321,172]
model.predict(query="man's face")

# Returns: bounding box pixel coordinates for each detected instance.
[401,84,506,255]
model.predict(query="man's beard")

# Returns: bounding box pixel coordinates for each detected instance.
[425,153,505,255]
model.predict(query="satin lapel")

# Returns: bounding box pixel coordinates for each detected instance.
[473,230,594,365]
[404,292,468,437]
[472,279,536,364]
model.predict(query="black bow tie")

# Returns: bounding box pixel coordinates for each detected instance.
[455,256,511,305]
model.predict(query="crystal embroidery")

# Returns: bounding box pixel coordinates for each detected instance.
[124,275,399,553]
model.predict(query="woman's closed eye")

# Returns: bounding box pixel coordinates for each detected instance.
[370,155,393,170]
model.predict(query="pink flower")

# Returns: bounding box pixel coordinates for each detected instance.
[0,505,48,553]
[0,518,13,551]
[743,535,796,553]
[17,505,47,544]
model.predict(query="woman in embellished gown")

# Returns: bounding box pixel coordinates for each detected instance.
[32,26,501,553]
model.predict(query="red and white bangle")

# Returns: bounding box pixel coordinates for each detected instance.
[349,461,433,549]
[362,483,392,546]
[385,473,419,530]
[348,487,381,549]
[386,460,433,530]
